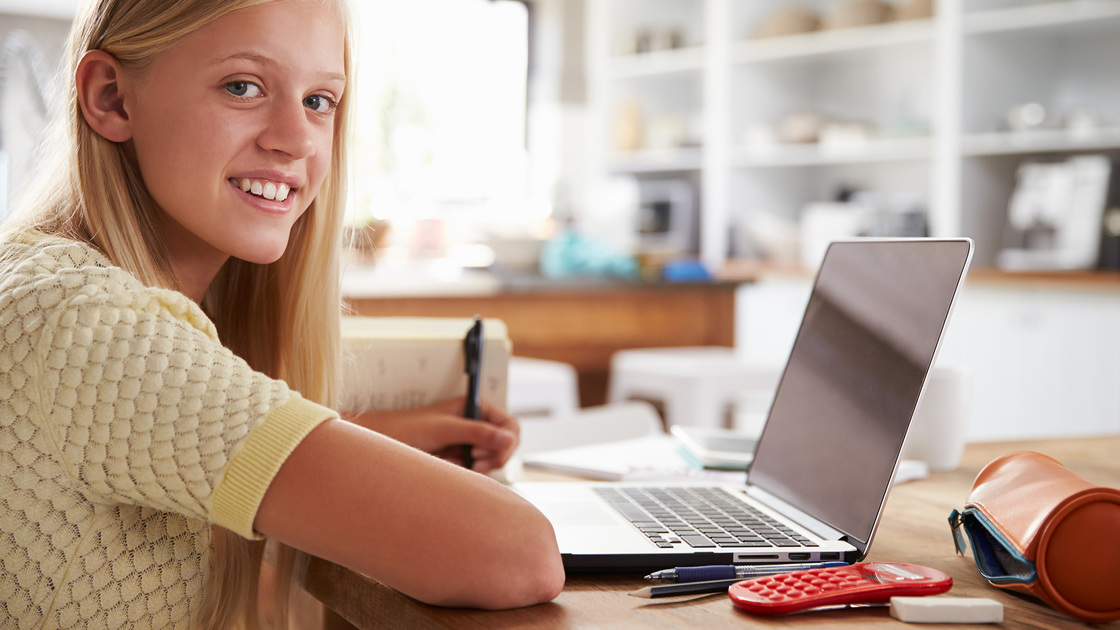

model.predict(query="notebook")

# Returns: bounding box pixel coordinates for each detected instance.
[513,238,973,572]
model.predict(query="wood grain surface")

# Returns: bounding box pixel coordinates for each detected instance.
[303,435,1120,629]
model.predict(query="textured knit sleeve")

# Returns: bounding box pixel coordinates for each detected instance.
[28,264,335,538]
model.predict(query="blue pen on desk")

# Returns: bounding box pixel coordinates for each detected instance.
[645,561,848,582]
[461,316,483,469]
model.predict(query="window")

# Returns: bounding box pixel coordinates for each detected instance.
[350,0,547,248]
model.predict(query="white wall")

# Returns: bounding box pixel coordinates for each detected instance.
[735,277,1120,442]
[1,13,71,216]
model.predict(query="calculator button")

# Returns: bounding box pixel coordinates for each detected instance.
[730,562,954,616]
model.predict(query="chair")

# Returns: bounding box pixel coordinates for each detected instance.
[607,346,781,431]
[517,400,661,455]
[507,356,580,420]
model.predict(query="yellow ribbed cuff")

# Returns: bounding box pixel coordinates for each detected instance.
[211,397,337,539]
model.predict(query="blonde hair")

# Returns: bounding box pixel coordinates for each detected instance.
[8,0,355,627]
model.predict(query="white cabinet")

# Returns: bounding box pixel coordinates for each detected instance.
[587,0,1120,270]
[935,283,1120,440]
[735,277,1120,440]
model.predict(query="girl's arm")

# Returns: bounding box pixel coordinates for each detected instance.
[254,418,565,609]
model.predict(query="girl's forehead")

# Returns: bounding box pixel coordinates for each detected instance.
[170,1,346,72]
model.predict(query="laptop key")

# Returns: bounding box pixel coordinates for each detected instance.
[613,504,652,522]
[680,535,717,548]
[762,535,795,543]
[770,539,802,547]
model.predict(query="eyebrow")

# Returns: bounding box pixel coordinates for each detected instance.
[214,51,347,85]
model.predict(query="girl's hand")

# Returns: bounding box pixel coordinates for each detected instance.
[349,398,520,473]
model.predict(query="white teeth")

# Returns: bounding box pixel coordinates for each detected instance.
[236,178,291,202]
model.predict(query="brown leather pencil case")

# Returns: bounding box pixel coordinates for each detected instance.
[948,451,1120,623]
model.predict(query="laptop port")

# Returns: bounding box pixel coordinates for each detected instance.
[820,553,840,561]
[735,554,779,562]
[788,553,811,561]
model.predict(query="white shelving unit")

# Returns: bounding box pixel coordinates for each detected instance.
[587,0,1120,269]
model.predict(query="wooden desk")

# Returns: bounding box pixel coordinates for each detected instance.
[345,281,737,407]
[299,436,1120,629]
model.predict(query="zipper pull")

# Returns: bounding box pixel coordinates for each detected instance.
[947,509,967,556]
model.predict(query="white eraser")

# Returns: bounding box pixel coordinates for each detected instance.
[890,596,1004,624]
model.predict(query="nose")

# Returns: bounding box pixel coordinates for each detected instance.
[257,98,318,160]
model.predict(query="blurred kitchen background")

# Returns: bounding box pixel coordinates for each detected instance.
[5,0,1120,441]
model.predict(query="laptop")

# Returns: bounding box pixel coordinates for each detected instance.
[513,238,973,572]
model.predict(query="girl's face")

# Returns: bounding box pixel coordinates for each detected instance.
[125,0,345,291]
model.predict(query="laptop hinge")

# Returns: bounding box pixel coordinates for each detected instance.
[746,486,847,542]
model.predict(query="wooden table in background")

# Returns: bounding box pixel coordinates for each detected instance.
[300,435,1120,629]
[346,281,737,407]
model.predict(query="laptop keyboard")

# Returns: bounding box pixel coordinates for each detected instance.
[594,486,818,550]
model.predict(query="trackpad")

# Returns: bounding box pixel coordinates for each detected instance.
[536,500,619,528]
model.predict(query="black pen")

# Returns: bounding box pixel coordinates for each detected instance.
[628,577,744,599]
[461,316,483,469]
[646,561,848,582]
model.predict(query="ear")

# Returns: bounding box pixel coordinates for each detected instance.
[76,50,133,143]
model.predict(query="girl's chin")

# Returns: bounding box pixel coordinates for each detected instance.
[231,240,292,266]
[236,251,287,266]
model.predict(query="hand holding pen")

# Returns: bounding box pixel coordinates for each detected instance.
[350,316,517,471]
[356,397,518,472]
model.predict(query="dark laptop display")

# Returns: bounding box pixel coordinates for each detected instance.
[748,239,973,556]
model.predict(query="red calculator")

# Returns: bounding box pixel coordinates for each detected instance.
[728,562,952,615]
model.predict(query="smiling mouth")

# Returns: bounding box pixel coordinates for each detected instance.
[230,177,292,202]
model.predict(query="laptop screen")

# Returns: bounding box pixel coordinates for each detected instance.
[747,239,971,547]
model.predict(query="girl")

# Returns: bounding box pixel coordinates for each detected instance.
[0,0,564,628]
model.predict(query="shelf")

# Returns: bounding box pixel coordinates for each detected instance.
[607,147,703,173]
[962,128,1120,156]
[590,0,1120,269]
[730,19,934,64]
[609,46,705,78]
[731,136,932,168]
[719,258,1120,291]
[965,0,1120,36]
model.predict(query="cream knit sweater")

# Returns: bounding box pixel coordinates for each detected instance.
[0,231,337,629]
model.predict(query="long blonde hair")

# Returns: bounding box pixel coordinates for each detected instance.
[9,0,354,627]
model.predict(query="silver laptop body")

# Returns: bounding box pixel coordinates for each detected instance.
[514,238,974,572]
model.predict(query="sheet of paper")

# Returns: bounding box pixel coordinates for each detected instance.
[522,435,929,485]
[522,435,747,483]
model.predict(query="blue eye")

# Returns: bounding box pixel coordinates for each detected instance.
[226,81,261,98]
[304,94,336,114]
